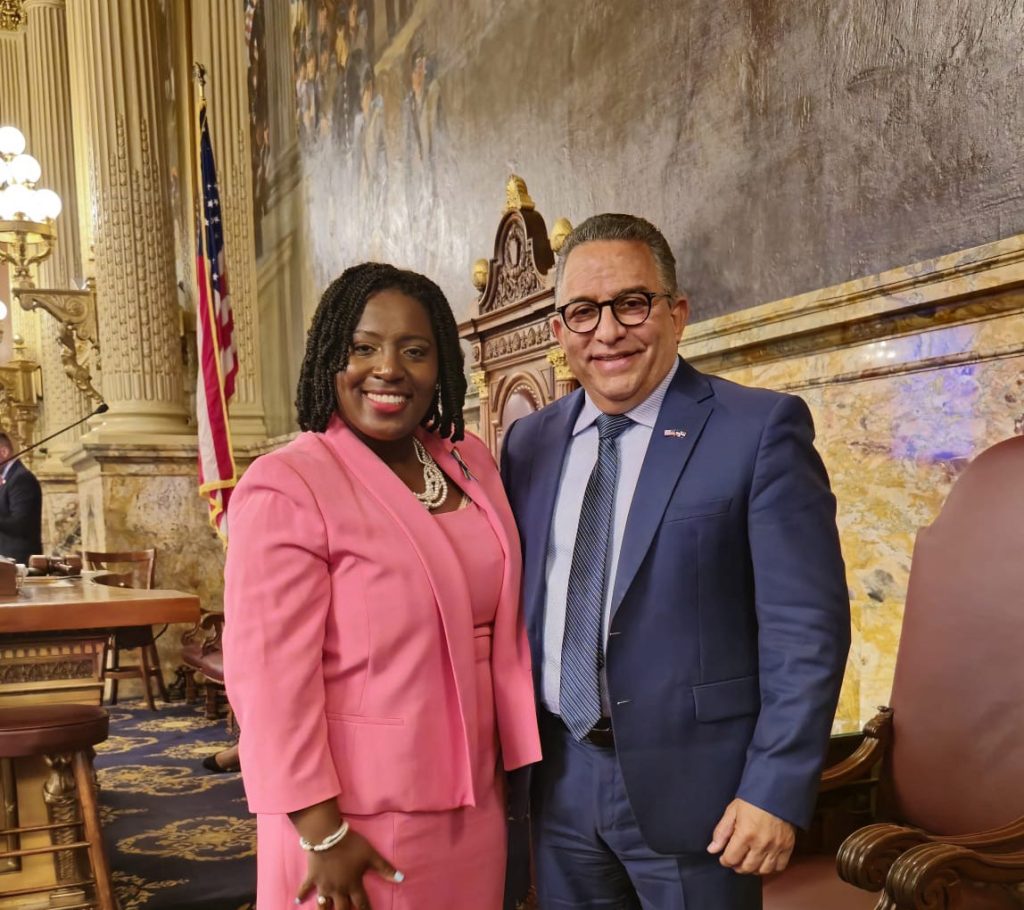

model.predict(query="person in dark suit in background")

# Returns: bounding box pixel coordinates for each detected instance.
[501,213,851,909]
[0,432,43,565]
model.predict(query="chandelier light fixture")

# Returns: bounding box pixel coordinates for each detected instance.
[0,124,101,402]
[0,125,63,284]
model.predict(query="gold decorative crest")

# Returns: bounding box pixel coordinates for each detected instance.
[504,174,536,213]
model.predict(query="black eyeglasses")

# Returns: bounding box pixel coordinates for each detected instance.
[556,290,674,334]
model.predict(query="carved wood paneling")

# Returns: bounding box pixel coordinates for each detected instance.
[459,177,577,456]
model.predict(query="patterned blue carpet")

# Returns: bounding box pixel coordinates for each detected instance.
[94,699,255,910]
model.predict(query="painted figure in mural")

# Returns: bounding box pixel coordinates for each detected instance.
[351,55,387,207]
[223,263,541,910]
[501,214,850,909]
[0,432,42,565]
[403,39,443,230]
[291,0,374,148]
[297,47,318,139]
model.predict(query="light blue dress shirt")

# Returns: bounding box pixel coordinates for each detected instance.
[542,358,679,715]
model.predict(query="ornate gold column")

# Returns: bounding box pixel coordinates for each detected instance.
[547,348,578,398]
[60,2,227,657]
[0,0,41,363]
[63,0,92,278]
[190,0,266,443]
[65,0,188,438]
[0,2,29,130]
[23,0,92,556]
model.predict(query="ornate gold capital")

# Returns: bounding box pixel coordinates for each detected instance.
[547,347,574,381]
[470,370,489,402]
[504,175,535,213]
[0,0,25,32]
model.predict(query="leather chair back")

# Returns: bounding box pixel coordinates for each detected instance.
[888,436,1024,834]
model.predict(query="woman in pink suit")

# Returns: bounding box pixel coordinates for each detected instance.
[223,263,541,910]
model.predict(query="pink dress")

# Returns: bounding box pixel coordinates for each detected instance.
[298,499,508,910]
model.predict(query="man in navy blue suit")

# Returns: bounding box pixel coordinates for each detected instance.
[500,214,850,908]
[0,432,42,566]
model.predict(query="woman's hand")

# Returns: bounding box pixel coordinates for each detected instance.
[294,829,402,909]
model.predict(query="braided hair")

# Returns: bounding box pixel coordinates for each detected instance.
[296,262,466,440]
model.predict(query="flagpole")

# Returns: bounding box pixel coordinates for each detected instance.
[192,61,212,312]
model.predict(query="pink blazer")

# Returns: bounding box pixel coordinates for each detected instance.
[223,416,541,817]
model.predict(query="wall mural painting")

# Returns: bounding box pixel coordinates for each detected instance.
[286,1,1024,323]
[245,0,271,257]
[288,0,449,298]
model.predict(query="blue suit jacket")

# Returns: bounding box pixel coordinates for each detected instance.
[500,357,850,854]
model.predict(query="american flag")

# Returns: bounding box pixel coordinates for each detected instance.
[195,101,238,541]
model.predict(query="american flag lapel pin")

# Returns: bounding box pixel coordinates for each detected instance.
[663,429,688,438]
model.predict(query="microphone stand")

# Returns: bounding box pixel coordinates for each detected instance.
[0,402,109,469]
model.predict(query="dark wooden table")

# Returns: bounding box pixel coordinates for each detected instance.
[0,574,200,707]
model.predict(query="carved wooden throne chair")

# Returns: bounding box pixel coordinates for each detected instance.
[765,435,1024,909]
[459,176,578,457]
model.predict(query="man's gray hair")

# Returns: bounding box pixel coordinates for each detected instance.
[554,213,679,299]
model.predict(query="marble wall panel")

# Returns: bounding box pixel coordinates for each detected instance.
[69,443,229,688]
[681,235,1024,733]
[37,472,80,555]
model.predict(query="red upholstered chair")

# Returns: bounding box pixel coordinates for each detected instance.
[83,549,167,711]
[765,436,1024,909]
[180,611,230,725]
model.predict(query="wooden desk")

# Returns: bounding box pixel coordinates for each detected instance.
[0,578,200,907]
[1,575,200,633]
[0,575,201,708]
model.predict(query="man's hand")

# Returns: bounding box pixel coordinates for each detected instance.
[706,798,795,875]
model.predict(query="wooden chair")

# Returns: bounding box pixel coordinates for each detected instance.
[83,549,167,711]
[764,435,1024,909]
[180,610,230,726]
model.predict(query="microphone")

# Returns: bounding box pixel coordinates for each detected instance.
[0,402,110,468]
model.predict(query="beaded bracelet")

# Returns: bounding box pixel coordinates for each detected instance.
[299,820,350,853]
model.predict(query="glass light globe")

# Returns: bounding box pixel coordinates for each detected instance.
[8,154,41,186]
[0,159,8,188]
[0,126,26,157]
[0,300,8,321]
[1,184,34,219]
[24,188,50,222]
[33,188,62,220]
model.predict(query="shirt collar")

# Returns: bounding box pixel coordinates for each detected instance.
[573,357,679,436]
[1,460,15,481]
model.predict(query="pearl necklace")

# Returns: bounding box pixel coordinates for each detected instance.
[412,437,448,510]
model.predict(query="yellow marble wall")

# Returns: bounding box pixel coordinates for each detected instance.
[680,234,1024,733]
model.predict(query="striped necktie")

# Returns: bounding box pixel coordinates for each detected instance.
[560,412,633,740]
